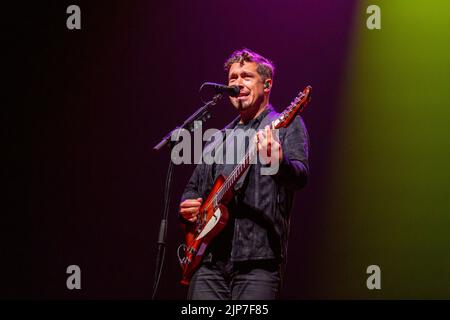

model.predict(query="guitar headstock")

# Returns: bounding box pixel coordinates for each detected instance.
[272,85,312,129]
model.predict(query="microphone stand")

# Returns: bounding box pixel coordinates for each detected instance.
[151,93,223,299]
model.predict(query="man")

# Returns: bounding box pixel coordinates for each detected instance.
[179,48,309,300]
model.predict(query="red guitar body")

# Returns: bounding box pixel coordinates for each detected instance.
[179,174,233,285]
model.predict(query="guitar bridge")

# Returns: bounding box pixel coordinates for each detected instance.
[177,243,197,266]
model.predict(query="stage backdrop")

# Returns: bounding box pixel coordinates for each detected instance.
[3,0,449,299]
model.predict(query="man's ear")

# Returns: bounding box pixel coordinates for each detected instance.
[264,79,272,92]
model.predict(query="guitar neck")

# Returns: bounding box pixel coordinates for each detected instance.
[210,85,311,207]
[214,121,275,205]
[215,145,256,205]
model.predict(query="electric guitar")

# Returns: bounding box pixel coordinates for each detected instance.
[177,85,312,285]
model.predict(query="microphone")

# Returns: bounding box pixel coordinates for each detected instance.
[201,82,240,97]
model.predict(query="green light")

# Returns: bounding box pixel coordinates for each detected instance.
[320,0,450,298]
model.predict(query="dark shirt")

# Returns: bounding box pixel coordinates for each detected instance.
[181,105,309,264]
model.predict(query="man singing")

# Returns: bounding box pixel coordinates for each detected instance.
[179,48,309,300]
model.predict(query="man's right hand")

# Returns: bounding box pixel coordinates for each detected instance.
[179,198,203,223]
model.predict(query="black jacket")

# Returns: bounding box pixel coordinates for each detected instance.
[181,105,309,264]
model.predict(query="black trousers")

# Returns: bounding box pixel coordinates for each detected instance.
[187,259,281,300]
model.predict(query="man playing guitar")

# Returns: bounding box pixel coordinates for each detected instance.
[179,48,310,300]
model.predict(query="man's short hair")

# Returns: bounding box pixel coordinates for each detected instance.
[224,48,275,81]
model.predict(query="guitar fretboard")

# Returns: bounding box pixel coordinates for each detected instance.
[213,138,259,206]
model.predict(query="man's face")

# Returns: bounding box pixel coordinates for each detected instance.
[228,62,266,112]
